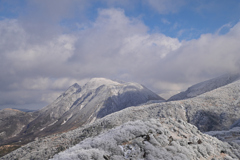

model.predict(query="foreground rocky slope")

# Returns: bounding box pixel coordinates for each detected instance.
[2,117,240,160]
[0,101,187,159]
[51,118,240,160]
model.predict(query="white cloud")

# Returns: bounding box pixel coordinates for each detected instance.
[71,9,181,79]
[155,21,240,90]
[1,7,240,109]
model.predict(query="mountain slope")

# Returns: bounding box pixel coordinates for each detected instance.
[168,73,240,101]
[0,109,38,143]
[181,78,240,132]
[206,127,240,146]
[0,98,187,159]
[22,78,163,138]
[51,118,240,160]
[2,75,240,159]
[2,115,239,160]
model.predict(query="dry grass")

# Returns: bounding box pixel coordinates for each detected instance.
[0,144,21,157]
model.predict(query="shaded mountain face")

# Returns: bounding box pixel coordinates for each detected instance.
[168,73,240,101]
[21,78,163,138]
[0,109,38,143]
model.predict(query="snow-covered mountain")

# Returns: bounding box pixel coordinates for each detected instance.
[22,78,163,138]
[1,75,240,159]
[168,73,240,101]
[2,102,240,159]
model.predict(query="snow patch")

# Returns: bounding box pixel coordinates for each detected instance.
[61,120,66,125]
[48,120,58,127]
[40,127,46,131]
[61,114,72,125]
[83,78,120,90]
[88,117,96,125]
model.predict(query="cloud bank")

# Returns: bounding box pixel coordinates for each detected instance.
[0,6,240,109]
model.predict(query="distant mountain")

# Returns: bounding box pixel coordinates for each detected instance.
[0,109,38,143]
[12,108,37,112]
[19,78,164,140]
[168,73,240,101]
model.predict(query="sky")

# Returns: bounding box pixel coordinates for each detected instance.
[1,0,240,110]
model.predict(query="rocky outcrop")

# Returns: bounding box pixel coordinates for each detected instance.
[51,118,240,160]
[2,118,239,160]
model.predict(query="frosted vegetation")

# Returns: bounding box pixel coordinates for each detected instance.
[1,75,240,159]
[51,118,240,160]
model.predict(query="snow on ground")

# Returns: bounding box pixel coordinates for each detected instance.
[82,78,120,91]
[51,118,240,160]
[61,114,72,125]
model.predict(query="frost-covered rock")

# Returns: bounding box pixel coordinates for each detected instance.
[3,118,239,160]
[51,118,239,160]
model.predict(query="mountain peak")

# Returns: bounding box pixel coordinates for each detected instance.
[83,78,120,90]
[71,83,80,88]
[64,83,81,94]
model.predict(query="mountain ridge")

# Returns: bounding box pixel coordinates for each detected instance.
[0,78,163,148]
[168,73,240,101]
